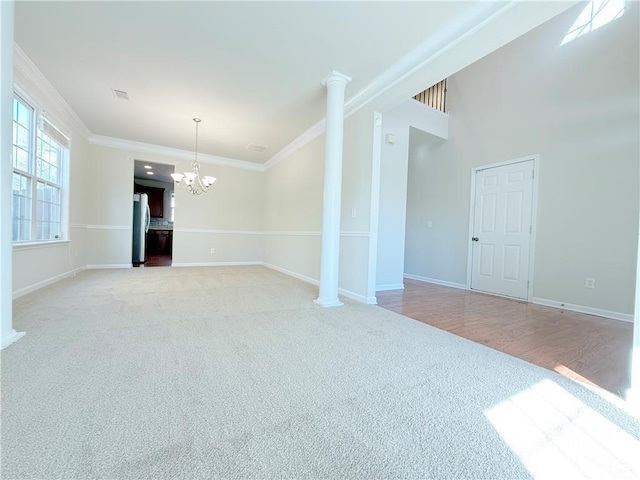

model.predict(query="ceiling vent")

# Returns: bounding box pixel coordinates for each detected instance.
[112,89,130,100]
[247,143,269,153]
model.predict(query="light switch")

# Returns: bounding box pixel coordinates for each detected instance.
[351,208,357,218]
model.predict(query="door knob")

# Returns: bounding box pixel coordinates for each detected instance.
[472,237,479,242]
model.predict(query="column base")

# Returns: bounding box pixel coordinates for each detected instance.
[1,329,25,350]
[314,298,344,308]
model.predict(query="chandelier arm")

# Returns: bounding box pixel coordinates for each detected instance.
[172,117,215,196]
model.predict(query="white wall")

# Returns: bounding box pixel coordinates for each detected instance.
[10,2,577,303]
[12,48,91,297]
[262,134,324,281]
[405,130,457,285]
[86,144,264,268]
[405,3,639,316]
[261,2,576,303]
[376,100,448,290]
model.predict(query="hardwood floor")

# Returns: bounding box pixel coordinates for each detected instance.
[143,254,172,267]
[377,279,633,398]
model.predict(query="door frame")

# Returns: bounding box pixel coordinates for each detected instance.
[465,154,540,301]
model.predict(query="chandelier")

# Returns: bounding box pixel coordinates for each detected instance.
[170,118,217,195]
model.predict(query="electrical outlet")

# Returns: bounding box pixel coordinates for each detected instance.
[210,248,215,254]
[585,277,596,289]
[427,221,433,228]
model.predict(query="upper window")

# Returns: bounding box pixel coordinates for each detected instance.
[562,0,626,46]
[12,94,69,243]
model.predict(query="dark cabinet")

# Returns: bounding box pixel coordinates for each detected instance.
[134,184,164,218]
[147,230,172,255]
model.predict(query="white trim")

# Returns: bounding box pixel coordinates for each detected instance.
[171,261,261,268]
[343,3,515,120]
[404,274,467,290]
[408,99,450,119]
[263,120,326,170]
[13,44,91,139]
[466,155,540,301]
[13,240,70,251]
[174,229,368,237]
[367,111,383,304]
[69,223,86,229]
[85,224,131,230]
[262,262,319,286]
[263,231,321,237]
[532,297,633,323]
[12,266,86,299]
[376,283,405,292]
[402,273,631,323]
[314,298,344,308]
[174,228,262,235]
[263,2,515,171]
[337,288,376,305]
[89,134,264,172]
[86,264,132,270]
[262,262,375,305]
[1,330,26,350]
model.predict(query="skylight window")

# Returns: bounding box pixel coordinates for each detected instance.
[562,0,626,45]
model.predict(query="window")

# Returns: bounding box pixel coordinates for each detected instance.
[12,94,69,243]
[561,0,626,46]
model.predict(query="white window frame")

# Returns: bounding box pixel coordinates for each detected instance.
[11,89,70,245]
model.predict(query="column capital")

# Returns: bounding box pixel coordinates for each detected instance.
[322,70,352,88]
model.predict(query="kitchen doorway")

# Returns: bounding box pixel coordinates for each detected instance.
[132,160,175,267]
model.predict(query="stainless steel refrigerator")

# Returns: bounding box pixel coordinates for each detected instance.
[132,193,150,264]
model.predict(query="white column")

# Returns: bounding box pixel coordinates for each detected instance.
[315,71,351,307]
[0,1,24,349]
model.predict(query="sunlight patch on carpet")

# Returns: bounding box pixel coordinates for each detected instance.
[485,379,640,479]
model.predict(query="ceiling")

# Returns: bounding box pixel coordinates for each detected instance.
[133,160,175,185]
[15,1,508,164]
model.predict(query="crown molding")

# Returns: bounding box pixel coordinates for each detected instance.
[88,134,265,172]
[263,118,327,170]
[342,2,516,119]
[13,44,92,139]
[264,1,516,171]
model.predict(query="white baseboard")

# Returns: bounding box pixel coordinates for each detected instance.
[401,275,632,323]
[531,297,633,323]
[376,283,405,292]
[403,273,467,290]
[12,266,86,299]
[262,262,376,304]
[86,264,132,270]
[171,261,262,268]
[0,330,26,349]
[338,289,378,305]
[262,262,319,286]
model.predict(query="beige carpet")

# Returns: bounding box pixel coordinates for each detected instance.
[2,266,638,479]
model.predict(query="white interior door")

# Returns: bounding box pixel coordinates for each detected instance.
[471,160,534,299]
